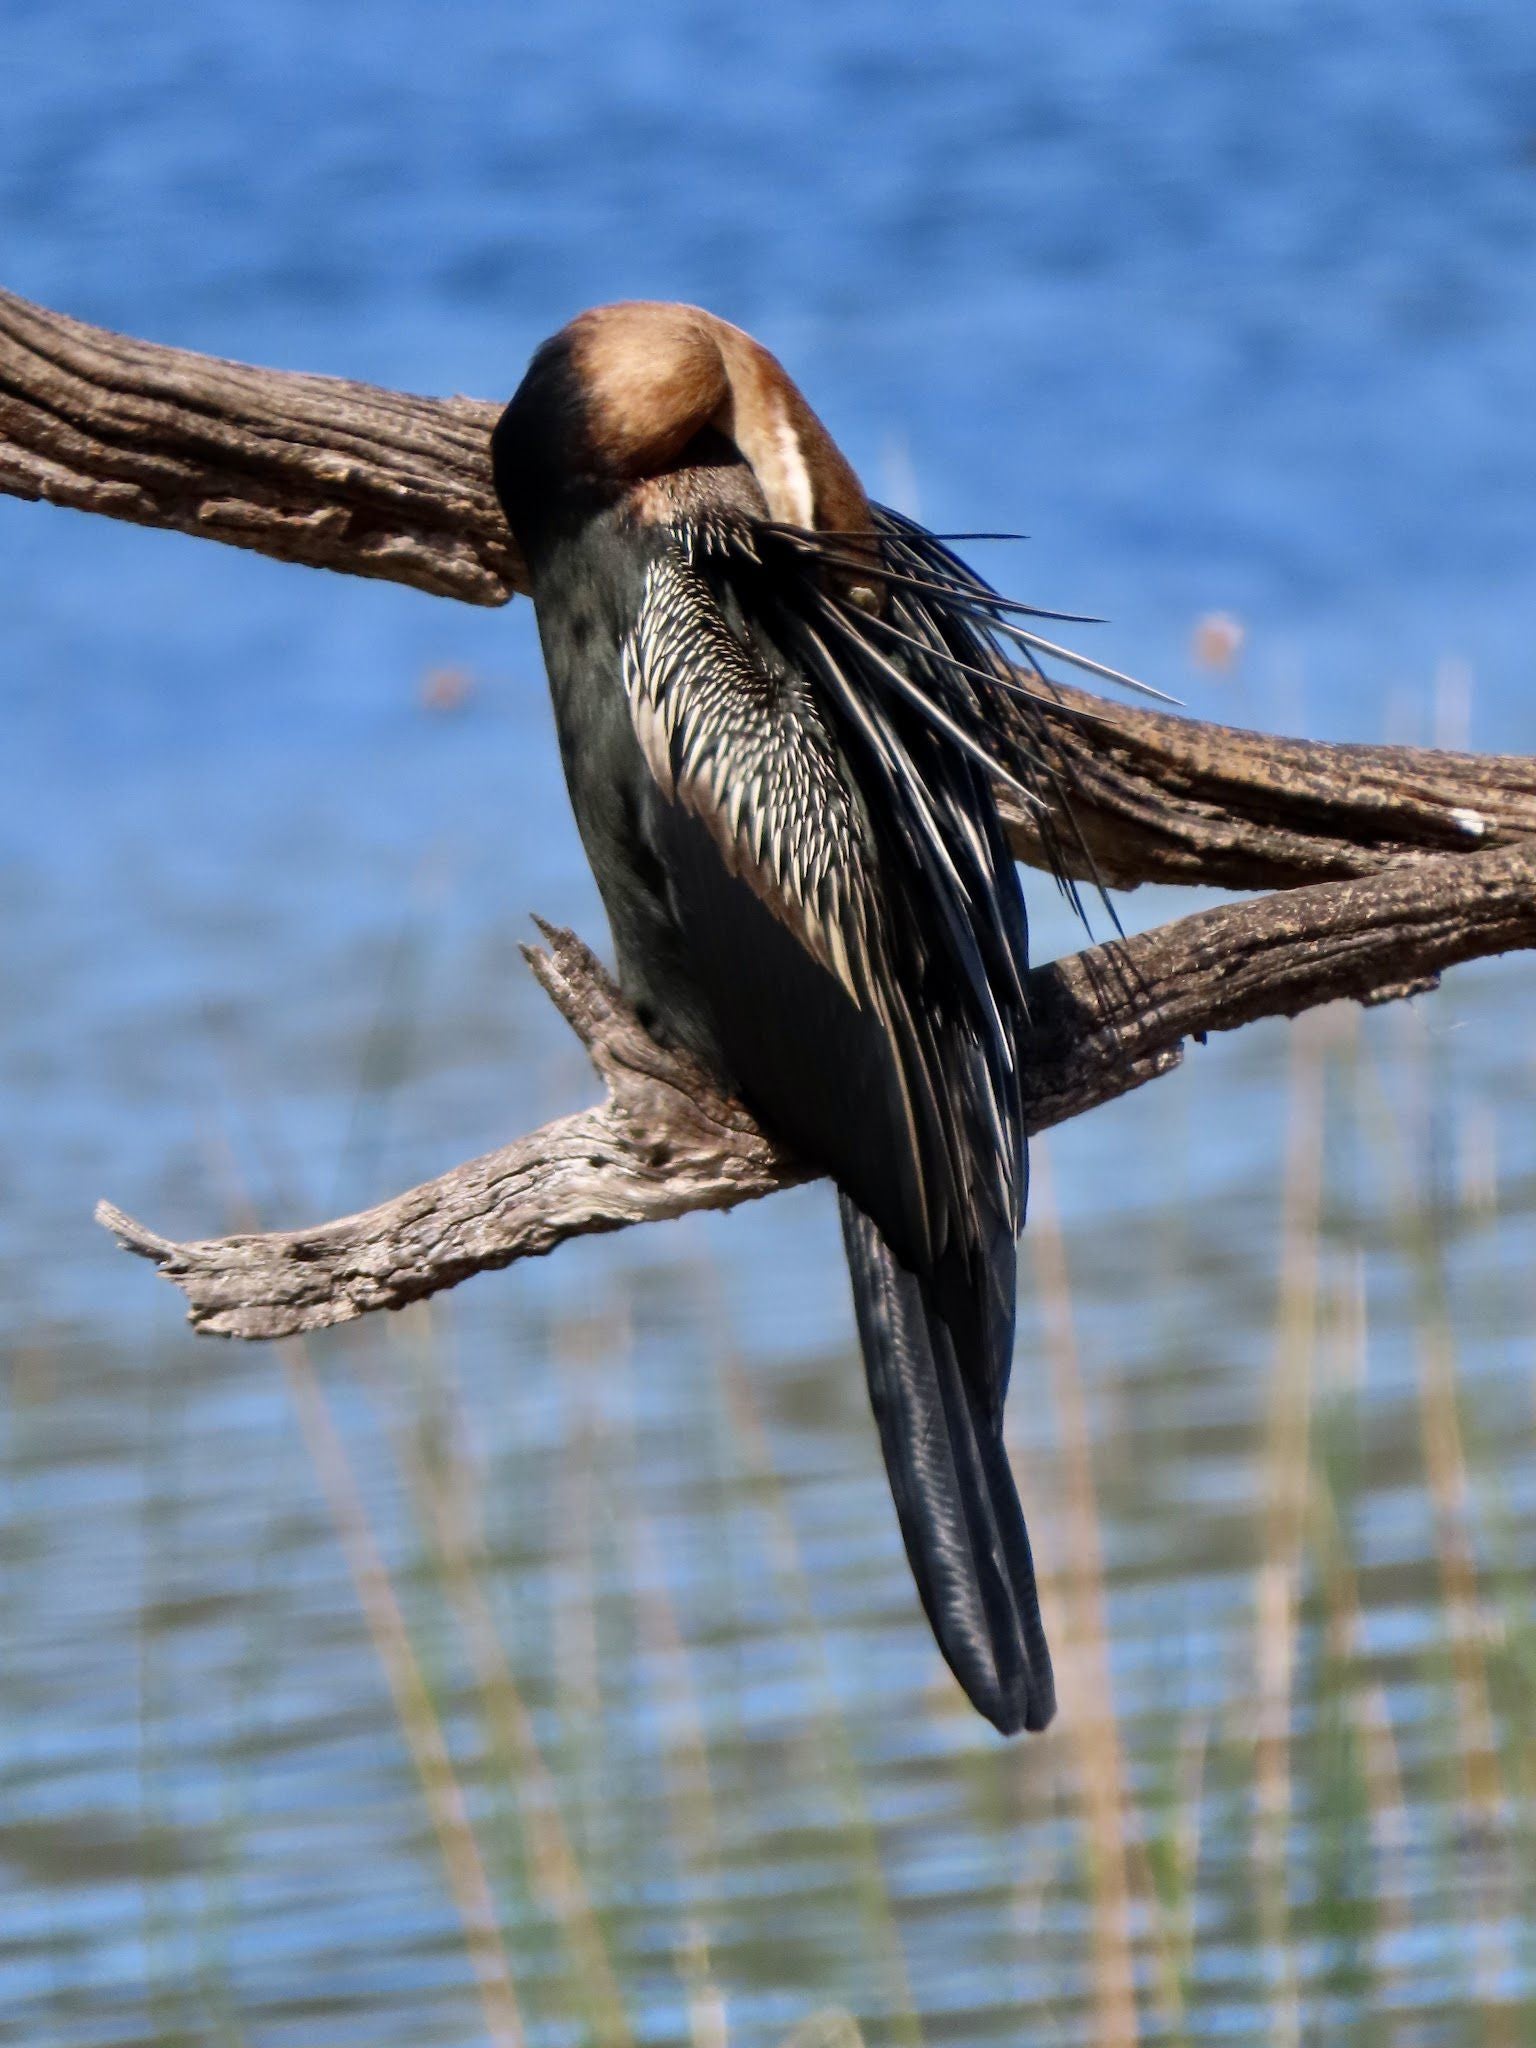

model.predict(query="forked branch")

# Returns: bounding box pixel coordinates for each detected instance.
[99,842,1536,1339]
[4,287,1531,1338]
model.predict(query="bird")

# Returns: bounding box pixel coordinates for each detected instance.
[491,302,1109,1734]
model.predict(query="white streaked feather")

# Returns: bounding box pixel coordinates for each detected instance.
[621,545,873,1007]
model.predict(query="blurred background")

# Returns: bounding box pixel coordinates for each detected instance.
[3,3,1536,2043]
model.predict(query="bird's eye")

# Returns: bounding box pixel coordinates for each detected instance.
[847,583,880,615]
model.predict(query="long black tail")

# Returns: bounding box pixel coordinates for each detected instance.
[839,1196,1055,1734]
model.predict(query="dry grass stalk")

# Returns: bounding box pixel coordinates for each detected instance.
[1416,1317,1504,1830]
[679,1916,730,2048]
[549,1304,608,1732]
[625,1505,722,1874]
[1028,1143,1141,2048]
[1311,1202,1411,1994]
[275,1337,526,2048]
[594,1284,728,2022]
[605,1284,721,1866]
[1357,1689,1410,1974]
[1415,1317,1515,2048]
[381,1310,635,2048]
[1359,1015,1517,2045]
[1252,1016,1327,2048]
[719,1359,924,2048]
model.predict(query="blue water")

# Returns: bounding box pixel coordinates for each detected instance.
[4,5,1536,2044]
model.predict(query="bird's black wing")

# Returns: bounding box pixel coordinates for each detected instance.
[619,529,1053,1732]
[621,536,1024,1308]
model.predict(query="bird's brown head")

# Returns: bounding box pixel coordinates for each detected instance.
[491,301,876,582]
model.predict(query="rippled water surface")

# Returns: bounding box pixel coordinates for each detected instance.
[4,5,1536,2043]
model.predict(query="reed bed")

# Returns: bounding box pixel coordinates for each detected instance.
[13,922,1532,2047]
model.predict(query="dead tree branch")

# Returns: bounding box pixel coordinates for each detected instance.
[98,842,1536,1339]
[7,286,1535,894]
[5,289,1531,1336]
[0,285,522,602]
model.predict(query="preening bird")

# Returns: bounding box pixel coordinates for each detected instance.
[492,302,1114,1734]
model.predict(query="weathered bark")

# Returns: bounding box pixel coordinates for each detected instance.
[99,842,1536,1339]
[6,285,1534,895]
[0,286,522,603]
[4,287,1530,1339]
[995,695,1536,893]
